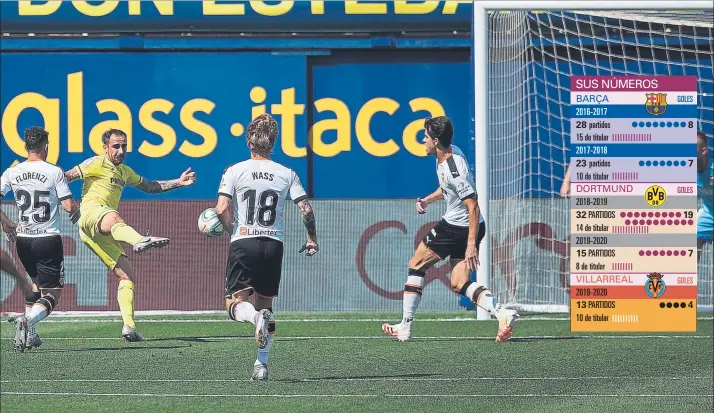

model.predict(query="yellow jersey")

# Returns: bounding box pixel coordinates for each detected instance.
[76,155,143,210]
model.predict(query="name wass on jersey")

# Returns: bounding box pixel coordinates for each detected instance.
[1,161,72,237]
[218,159,307,242]
[437,145,484,227]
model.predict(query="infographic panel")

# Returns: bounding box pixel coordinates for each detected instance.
[570,76,698,332]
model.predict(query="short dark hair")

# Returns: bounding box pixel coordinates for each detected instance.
[24,126,49,153]
[697,131,707,142]
[425,116,454,148]
[102,129,127,145]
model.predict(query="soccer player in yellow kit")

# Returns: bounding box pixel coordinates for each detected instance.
[65,129,196,341]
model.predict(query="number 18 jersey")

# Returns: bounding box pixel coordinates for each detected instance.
[218,159,307,243]
[0,161,72,238]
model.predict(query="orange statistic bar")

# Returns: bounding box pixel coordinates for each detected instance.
[570,299,697,332]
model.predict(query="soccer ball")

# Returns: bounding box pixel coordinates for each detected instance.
[198,208,224,237]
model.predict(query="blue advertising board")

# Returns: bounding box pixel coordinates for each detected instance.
[311,52,470,198]
[0,0,473,33]
[0,52,308,200]
[0,51,469,200]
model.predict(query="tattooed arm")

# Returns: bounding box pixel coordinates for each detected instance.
[133,168,196,194]
[296,199,318,256]
[65,167,82,183]
[297,199,317,241]
[134,178,183,194]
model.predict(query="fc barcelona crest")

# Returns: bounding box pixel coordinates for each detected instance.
[645,93,668,116]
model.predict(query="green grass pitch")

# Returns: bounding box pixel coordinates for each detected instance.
[1,312,712,413]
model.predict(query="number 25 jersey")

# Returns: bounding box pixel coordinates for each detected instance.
[218,159,307,243]
[0,161,72,237]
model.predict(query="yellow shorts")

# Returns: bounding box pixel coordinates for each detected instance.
[78,204,125,270]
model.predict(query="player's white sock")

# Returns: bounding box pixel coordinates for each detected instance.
[26,295,56,327]
[461,281,498,314]
[27,304,48,327]
[256,312,275,366]
[25,290,40,316]
[229,301,258,324]
[402,269,425,324]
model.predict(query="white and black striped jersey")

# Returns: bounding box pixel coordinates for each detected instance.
[0,161,72,237]
[218,159,307,243]
[436,145,484,227]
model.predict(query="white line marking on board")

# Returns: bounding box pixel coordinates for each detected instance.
[2,392,711,398]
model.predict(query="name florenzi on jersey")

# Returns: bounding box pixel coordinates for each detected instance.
[15,172,48,184]
[252,172,274,181]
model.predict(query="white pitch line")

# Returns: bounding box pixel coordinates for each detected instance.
[2,317,713,323]
[1,392,712,398]
[0,335,711,341]
[1,376,708,384]
[0,318,495,324]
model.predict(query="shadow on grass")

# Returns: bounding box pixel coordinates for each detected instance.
[36,344,191,353]
[147,335,252,343]
[507,336,589,343]
[275,372,443,383]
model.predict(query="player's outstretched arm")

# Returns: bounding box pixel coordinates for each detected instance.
[215,195,234,235]
[416,187,444,214]
[297,199,318,256]
[560,165,572,197]
[134,168,197,194]
[462,196,481,271]
[65,166,83,183]
[56,168,80,224]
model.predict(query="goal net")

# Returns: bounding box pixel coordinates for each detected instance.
[486,9,713,313]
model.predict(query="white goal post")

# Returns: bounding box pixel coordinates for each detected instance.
[473,1,714,320]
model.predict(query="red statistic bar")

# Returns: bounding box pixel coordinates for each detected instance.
[571,285,697,300]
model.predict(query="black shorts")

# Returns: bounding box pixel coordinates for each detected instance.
[16,235,65,289]
[225,237,284,298]
[422,219,486,260]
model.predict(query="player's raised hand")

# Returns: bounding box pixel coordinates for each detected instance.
[465,244,479,271]
[416,198,428,214]
[179,167,197,186]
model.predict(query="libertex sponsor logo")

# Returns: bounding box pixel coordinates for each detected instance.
[238,226,279,237]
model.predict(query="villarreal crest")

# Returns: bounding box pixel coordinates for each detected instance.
[645,272,666,298]
[645,93,668,116]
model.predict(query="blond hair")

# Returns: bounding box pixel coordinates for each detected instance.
[246,113,278,154]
